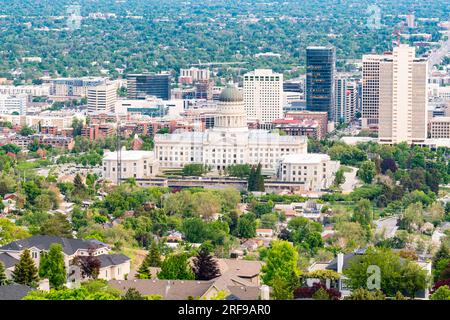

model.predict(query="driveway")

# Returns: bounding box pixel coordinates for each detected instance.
[341,166,360,194]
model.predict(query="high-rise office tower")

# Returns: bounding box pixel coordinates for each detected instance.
[243,69,283,124]
[306,46,335,120]
[87,83,117,115]
[361,54,385,130]
[127,73,171,100]
[334,76,358,124]
[378,45,428,144]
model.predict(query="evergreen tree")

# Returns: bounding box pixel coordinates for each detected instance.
[0,261,8,285]
[39,213,73,238]
[193,247,221,280]
[255,163,265,192]
[12,249,39,287]
[136,260,151,279]
[247,166,256,191]
[73,173,86,191]
[147,241,162,267]
[39,243,67,289]
[122,288,145,300]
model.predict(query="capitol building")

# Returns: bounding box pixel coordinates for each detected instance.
[154,84,308,174]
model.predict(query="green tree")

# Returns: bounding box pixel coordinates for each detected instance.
[12,249,39,287]
[39,243,67,289]
[193,247,221,281]
[261,240,300,290]
[431,285,450,300]
[19,126,35,136]
[357,161,376,184]
[0,218,31,245]
[39,213,73,238]
[334,168,346,187]
[147,241,162,267]
[122,288,145,300]
[0,261,8,285]
[345,288,386,300]
[352,199,373,227]
[157,254,194,280]
[400,261,429,299]
[255,163,265,192]
[236,213,256,239]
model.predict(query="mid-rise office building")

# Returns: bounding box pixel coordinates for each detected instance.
[428,117,450,139]
[127,73,171,100]
[243,69,283,124]
[306,46,335,120]
[87,83,117,115]
[378,45,428,144]
[50,77,107,97]
[179,68,210,84]
[0,94,27,115]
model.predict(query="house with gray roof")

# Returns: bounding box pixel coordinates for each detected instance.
[0,284,32,300]
[0,235,131,283]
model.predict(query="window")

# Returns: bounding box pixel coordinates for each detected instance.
[32,251,38,259]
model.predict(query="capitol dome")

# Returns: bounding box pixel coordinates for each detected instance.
[219,84,243,102]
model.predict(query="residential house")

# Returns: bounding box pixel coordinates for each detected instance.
[256,229,274,238]
[0,235,131,283]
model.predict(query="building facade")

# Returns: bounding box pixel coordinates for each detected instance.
[87,83,117,115]
[378,45,428,144]
[306,46,335,120]
[127,73,171,100]
[102,149,160,184]
[277,153,340,191]
[0,94,27,115]
[243,69,284,124]
[154,84,307,174]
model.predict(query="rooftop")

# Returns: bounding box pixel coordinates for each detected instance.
[281,153,330,164]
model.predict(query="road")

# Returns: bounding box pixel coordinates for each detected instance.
[427,20,450,70]
[374,216,399,239]
[341,166,360,194]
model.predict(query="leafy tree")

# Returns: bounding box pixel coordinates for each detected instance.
[77,248,101,280]
[334,168,346,187]
[182,163,210,176]
[157,254,194,280]
[352,199,373,227]
[345,288,386,300]
[0,218,31,245]
[236,213,256,239]
[357,161,376,184]
[193,247,221,281]
[19,126,35,136]
[255,163,265,192]
[380,158,397,174]
[430,285,450,300]
[0,261,9,285]
[226,164,251,178]
[261,240,300,289]
[400,261,429,299]
[122,288,145,300]
[39,244,67,289]
[39,213,73,238]
[12,249,39,287]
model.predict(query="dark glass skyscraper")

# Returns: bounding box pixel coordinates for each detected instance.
[127,73,171,100]
[306,46,335,120]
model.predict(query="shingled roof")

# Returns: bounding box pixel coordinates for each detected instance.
[0,252,19,268]
[0,284,32,300]
[96,254,131,268]
[0,235,108,255]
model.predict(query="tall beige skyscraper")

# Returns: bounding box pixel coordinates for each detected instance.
[243,69,283,125]
[378,44,428,144]
[87,83,117,115]
[361,54,384,130]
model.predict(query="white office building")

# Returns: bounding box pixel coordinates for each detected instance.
[277,153,340,191]
[102,148,160,184]
[154,84,307,174]
[87,83,117,115]
[243,69,283,124]
[0,94,27,115]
